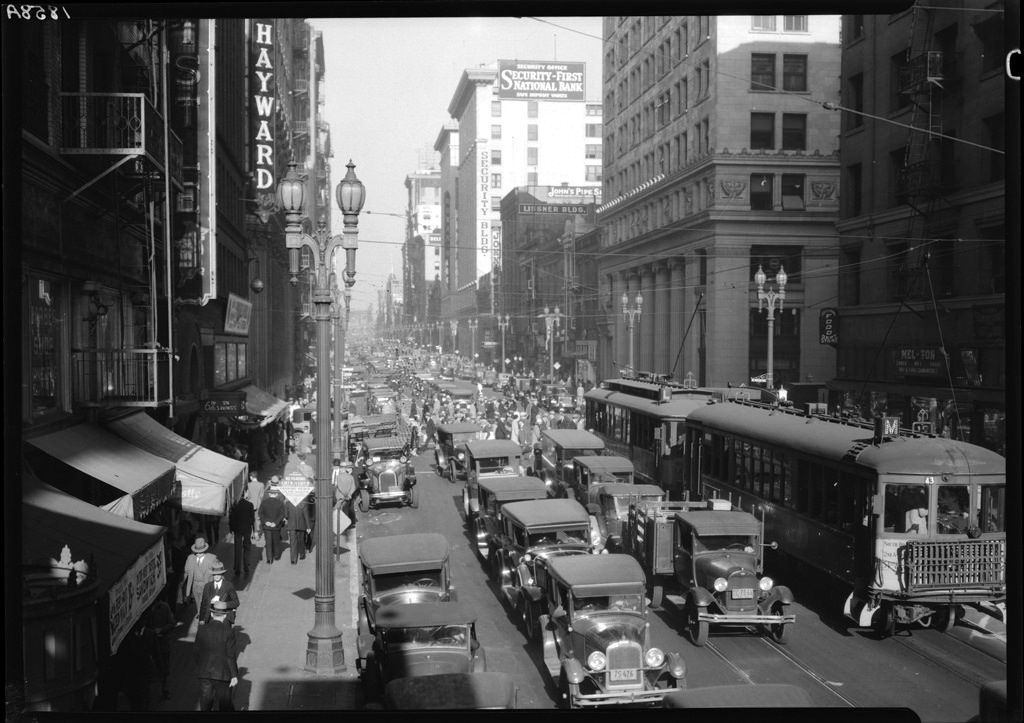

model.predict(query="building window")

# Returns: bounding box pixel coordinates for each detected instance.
[491,173,502,189]
[586,123,602,137]
[751,53,776,91]
[750,174,774,210]
[752,16,777,31]
[840,246,861,305]
[750,112,775,149]
[848,15,864,41]
[491,149,501,165]
[491,100,502,117]
[846,73,864,130]
[28,277,63,420]
[847,163,863,216]
[527,147,538,165]
[528,124,538,141]
[890,146,907,206]
[700,59,711,98]
[782,54,807,91]
[781,113,806,150]
[491,124,502,140]
[890,51,912,111]
[984,113,1004,182]
[585,143,602,159]
[586,165,602,182]
[527,100,538,118]
[491,195,502,211]
[781,174,805,210]
[214,341,248,386]
[784,15,808,32]
[657,93,670,126]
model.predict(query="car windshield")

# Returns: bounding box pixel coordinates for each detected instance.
[454,433,481,444]
[475,456,513,474]
[373,571,442,594]
[563,448,599,459]
[573,594,643,615]
[385,624,469,650]
[369,449,404,461]
[529,528,589,546]
[694,534,756,553]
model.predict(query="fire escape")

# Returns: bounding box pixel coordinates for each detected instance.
[59,21,183,410]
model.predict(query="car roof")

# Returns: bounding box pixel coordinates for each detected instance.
[593,483,664,497]
[465,440,522,456]
[674,510,760,536]
[437,422,483,434]
[478,476,548,499]
[662,684,813,708]
[546,554,645,593]
[359,533,449,570]
[540,429,604,447]
[374,601,475,628]
[501,499,590,527]
[575,455,634,472]
[363,435,407,450]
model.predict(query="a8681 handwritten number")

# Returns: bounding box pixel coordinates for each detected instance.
[6,5,70,19]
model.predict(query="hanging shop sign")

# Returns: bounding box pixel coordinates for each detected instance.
[279,471,314,507]
[251,20,277,223]
[224,293,252,335]
[895,346,945,378]
[108,539,167,654]
[818,308,838,347]
[200,391,246,414]
[498,60,585,101]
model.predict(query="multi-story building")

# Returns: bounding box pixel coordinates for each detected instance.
[832,5,1006,452]
[435,61,602,358]
[598,15,842,388]
[402,168,442,328]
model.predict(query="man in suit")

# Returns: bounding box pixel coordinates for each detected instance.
[180,536,220,622]
[285,495,312,564]
[199,561,240,625]
[228,491,256,577]
[194,601,238,711]
[257,477,288,563]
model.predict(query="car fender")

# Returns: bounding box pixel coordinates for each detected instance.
[689,587,715,609]
[522,584,544,603]
[762,584,795,607]
[468,497,480,516]
[515,563,533,587]
[665,651,687,681]
[561,657,586,685]
[356,633,375,660]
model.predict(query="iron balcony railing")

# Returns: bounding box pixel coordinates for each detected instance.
[71,348,172,408]
[60,92,183,187]
[903,538,1006,592]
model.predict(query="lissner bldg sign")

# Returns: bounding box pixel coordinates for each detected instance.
[251,20,276,219]
[497,60,585,101]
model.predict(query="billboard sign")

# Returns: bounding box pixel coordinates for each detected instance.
[108,539,167,654]
[497,60,585,101]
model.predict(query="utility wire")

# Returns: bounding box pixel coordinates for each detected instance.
[523,17,604,41]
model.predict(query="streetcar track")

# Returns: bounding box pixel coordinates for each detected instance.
[888,626,1006,688]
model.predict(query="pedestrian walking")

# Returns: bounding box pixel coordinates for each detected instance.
[194,601,239,712]
[257,477,288,564]
[167,521,190,613]
[199,561,240,624]
[333,461,357,534]
[228,491,255,577]
[245,470,265,512]
[285,495,311,564]
[144,596,175,701]
[180,536,220,623]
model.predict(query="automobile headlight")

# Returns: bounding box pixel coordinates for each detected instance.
[523,553,532,563]
[587,651,606,670]
[644,648,665,667]
[713,577,728,592]
[400,456,408,463]
[457,452,465,461]
[759,576,773,592]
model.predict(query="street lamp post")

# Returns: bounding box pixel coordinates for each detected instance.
[278,159,365,675]
[449,319,458,356]
[540,306,563,381]
[621,292,643,373]
[497,314,510,373]
[331,288,344,461]
[754,264,787,390]
[468,319,478,367]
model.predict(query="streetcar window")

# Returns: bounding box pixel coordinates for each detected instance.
[883,484,929,534]
[936,485,970,535]
[979,485,1005,533]
[794,459,810,513]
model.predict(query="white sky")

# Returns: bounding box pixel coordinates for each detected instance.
[309,16,604,315]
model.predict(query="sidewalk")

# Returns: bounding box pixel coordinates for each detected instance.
[150,451,362,712]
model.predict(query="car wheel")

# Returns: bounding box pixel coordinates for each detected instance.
[449,462,457,483]
[408,486,418,509]
[474,520,488,559]
[768,602,790,644]
[357,607,369,637]
[688,603,709,647]
[357,489,370,513]
[874,601,896,638]
[462,488,471,520]
[649,583,664,610]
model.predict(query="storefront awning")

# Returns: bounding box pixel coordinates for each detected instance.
[239,384,290,426]
[25,424,176,521]
[105,411,247,516]
[22,474,167,655]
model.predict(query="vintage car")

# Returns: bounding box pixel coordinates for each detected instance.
[540,382,576,413]
[661,683,813,708]
[347,413,400,462]
[629,499,795,645]
[536,554,687,708]
[585,483,665,554]
[568,455,636,504]
[531,429,606,498]
[291,403,318,436]
[356,602,486,703]
[357,533,455,636]
[382,671,518,710]
[469,475,549,560]
[355,435,417,511]
[462,439,526,520]
[434,421,484,482]
[490,498,595,641]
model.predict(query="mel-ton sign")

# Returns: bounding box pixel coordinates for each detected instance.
[497,60,585,101]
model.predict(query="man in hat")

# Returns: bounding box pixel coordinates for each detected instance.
[199,561,240,625]
[257,476,288,564]
[285,495,311,565]
[180,536,220,622]
[228,489,256,577]
[194,600,238,711]
[245,470,264,512]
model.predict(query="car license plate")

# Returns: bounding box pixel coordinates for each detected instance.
[731,588,754,599]
[609,669,639,682]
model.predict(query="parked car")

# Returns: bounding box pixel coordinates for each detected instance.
[356,602,485,703]
[383,671,518,710]
[531,429,605,498]
[567,455,635,504]
[469,475,549,560]
[434,421,484,482]
[462,439,526,520]
[536,554,687,708]
[628,498,795,645]
[584,483,665,553]
[490,498,595,641]
[355,436,417,511]
[357,533,455,636]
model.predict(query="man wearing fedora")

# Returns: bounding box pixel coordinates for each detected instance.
[194,600,238,711]
[199,561,240,625]
[257,476,288,564]
[180,536,221,623]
